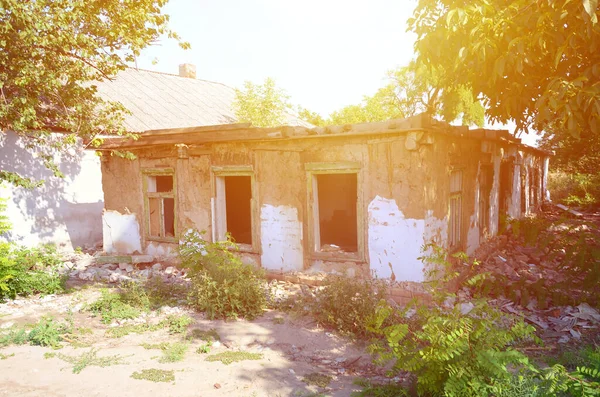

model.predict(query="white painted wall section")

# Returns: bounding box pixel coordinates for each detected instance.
[466,165,481,255]
[260,204,303,272]
[368,196,425,282]
[102,210,142,254]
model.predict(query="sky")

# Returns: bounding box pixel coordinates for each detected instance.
[136,0,539,145]
[136,0,418,117]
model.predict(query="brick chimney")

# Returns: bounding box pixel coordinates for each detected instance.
[179,63,196,79]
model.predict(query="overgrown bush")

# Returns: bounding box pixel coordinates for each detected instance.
[548,171,600,208]
[367,246,537,397]
[0,242,65,301]
[180,230,266,320]
[312,274,393,339]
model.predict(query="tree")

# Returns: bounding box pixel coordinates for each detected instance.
[233,78,292,127]
[408,0,600,138]
[299,61,484,127]
[0,0,188,188]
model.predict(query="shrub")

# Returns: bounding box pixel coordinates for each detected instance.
[313,274,392,339]
[548,171,600,208]
[0,242,65,301]
[180,230,266,320]
[368,246,537,397]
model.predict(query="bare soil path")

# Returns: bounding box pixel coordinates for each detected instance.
[0,284,378,397]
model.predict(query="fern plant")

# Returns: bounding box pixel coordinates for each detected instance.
[367,244,537,397]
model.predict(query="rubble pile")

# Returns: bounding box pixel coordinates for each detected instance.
[60,253,189,286]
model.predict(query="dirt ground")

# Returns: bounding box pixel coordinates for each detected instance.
[0,283,380,397]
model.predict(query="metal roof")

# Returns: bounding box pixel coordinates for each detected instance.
[94,68,312,132]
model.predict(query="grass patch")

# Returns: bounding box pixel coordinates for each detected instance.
[88,289,142,324]
[273,316,285,324]
[0,352,14,360]
[142,341,189,363]
[52,348,129,374]
[205,351,263,365]
[140,342,169,350]
[188,328,220,342]
[105,314,192,338]
[302,372,332,388]
[131,368,175,383]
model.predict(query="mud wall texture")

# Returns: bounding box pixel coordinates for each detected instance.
[101,129,548,281]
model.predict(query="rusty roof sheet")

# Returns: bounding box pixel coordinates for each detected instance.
[94,68,312,132]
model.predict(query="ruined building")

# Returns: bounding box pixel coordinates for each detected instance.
[98,111,550,282]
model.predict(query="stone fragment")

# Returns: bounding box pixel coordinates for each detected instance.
[152,263,162,271]
[164,266,175,275]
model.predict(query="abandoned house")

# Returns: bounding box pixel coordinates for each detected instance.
[0,64,307,249]
[97,111,550,282]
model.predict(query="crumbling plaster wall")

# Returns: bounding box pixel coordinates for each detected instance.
[100,130,548,281]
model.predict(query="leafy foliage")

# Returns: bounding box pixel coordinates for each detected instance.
[233,78,292,127]
[408,0,600,138]
[0,242,65,301]
[0,0,188,186]
[548,171,600,208]
[368,246,536,397]
[300,61,484,127]
[180,230,266,320]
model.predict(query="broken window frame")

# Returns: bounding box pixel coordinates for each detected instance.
[305,162,365,262]
[211,165,259,253]
[142,168,177,242]
[448,169,463,249]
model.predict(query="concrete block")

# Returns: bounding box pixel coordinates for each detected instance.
[95,255,132,264]
[132,255,154,264]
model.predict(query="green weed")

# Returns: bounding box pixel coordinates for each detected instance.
[196,341,212,354]
[181,230,266,320]
[0,352,14,360]
[165,314,192,334]
[205,351,263,365]
[53,348,129,374]
[157,342,188,363]
[131,368,175,383]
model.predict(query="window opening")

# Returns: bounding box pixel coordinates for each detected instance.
[145,173,175,239]
[315,173,358,253]
[223,175,252,245]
